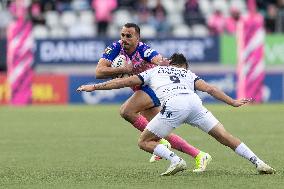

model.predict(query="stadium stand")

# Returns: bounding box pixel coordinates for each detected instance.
[1,0,284,39]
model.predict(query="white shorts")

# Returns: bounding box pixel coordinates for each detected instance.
[146,94,219,138]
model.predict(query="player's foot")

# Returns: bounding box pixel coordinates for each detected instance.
[256,161,276,174]
[193,151,212,173]
[149,154,162,163]
[149,139,171,163]
[160,158,187,176]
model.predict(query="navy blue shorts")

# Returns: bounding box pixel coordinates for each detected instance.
[140,85,161,107]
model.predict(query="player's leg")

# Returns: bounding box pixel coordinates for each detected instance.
[120,90,152,130]
[140,106,160,122]
[141,105,203,163]
[138,116,186,176]
[120,89,205,161]
[208,123,276,174]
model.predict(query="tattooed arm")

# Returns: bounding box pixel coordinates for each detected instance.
[77,75,143,92]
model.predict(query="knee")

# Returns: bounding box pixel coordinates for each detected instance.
[119,105,133,121]
[137,138,146,150]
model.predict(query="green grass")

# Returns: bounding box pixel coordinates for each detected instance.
[0,104,283,188]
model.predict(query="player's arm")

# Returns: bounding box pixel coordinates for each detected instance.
[95,58,133,79]
[195,79,251,107]
[77,75,142,92]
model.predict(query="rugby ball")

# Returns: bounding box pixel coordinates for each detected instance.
[111,55,131,78]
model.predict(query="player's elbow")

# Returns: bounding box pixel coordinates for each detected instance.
[95,69,104,79]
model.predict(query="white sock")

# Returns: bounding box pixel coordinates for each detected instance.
[153,144,180,164]
[235,143,262,166]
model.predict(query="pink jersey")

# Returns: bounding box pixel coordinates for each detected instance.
[102,40,159,75]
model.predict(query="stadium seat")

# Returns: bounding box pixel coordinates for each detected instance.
[79,10,95,25]
[45,11,60,28]
[172,24,192,37]
[199,0,212,19]
[61,11,78,28]
[230,0,246,13]
[112,9,133,27]
[140,25,157,38]
[68,24,96,37]
[161,0,185,14]
[167,13,185,27]
[71,0,90,11]
[192,24,209,37]
[50,27,67,38]
[0,10,12,28]
[107,24,120,38]
[33,25,49,39]
[212,0,229,16]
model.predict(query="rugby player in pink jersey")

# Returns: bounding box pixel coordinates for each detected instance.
[95,23,210,172]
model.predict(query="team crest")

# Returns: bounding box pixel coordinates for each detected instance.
[144,48,154,57]
[104,47,112,54]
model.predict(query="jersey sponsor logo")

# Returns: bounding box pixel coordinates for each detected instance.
[157,67,187,77]
[104,47,112,54]
[162,86,188,93]
[166,111,173,118]
[144,48,155,57]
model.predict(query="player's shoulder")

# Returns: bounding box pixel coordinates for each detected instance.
[110,40,122,49]
[105,40,121,52]
[137,41,158,58]
[186,68,196,75]
[137,42,150,51]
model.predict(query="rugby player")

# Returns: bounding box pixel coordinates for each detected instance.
[95,23,210,172]
[78,53,276,176]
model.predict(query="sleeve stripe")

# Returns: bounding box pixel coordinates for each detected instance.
[137,74,144,85]
[194,77,201,91]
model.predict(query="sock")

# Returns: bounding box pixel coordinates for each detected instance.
[133,115,148,132]
[153,144,180,164]
[168,134,200,158]
[235,142,262,166]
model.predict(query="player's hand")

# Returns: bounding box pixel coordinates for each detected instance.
[76,85,95,92]
[232,98,253,107]
[123,59,133,73]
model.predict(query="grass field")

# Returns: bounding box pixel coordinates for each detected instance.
[0,104,283,188]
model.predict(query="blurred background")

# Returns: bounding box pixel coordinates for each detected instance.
[0,0,283,105]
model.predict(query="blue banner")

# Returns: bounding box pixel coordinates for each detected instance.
[69,75,132,104]
[68,73,283,104]
[197,73,283,103]
[197,73,236,102]
[146,37,220,63]
[0,39,6,71]
[35,37,220,64]
[35,38,109,64]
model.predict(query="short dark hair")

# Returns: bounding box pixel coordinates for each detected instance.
[123,23,140,37]
[169,53,189,69]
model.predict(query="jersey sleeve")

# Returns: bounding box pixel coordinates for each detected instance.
[101,41,121,62]
[187,70,201,91]
[138,67,157,85]
[138,43,159,62]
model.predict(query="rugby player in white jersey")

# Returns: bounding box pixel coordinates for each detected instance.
[95,23,211,172]
[78,53,276,176]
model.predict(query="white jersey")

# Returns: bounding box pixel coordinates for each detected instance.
[138,66,200,104]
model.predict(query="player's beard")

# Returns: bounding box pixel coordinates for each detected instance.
[122,43,130,50]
